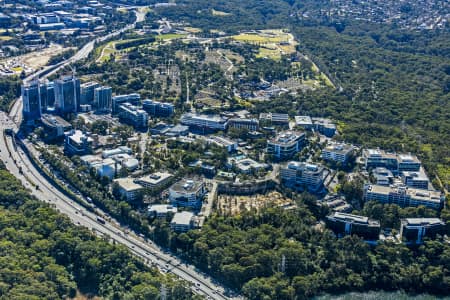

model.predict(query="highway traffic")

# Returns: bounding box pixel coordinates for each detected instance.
[0,7,238,300]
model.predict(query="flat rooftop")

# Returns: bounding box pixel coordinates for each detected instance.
[366,184,442,204]
[323,143,354,154]
[402,218,445,226]
[330,212,380,226]
[171,211,194,225]
[113,178,142,192]
[270,131,304,145]
[138,172,173,185]
[170,179,203,193]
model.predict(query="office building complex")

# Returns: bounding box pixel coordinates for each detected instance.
[135,172,173,190]
[64,130,93,156]
[294,116,313,129]
[364,184,444,209]
[364,149,401,173]
[206,136,238,153]
[80,81,99,105]
[326,212,381,240]
[259,112,289,125]
[312,118,336,137]
[364,149,421,175]
[228,118,259,131]
[112,93,141,114]
[321,143,354,164]
[168,179,206,209]
[113,178,143,201]
[401,169,429,190]
[280,162,325,192]
[94,86,112,112]
[180,113,228,133]
[400,218,446,244]
[170,211,196,232]
[267,131,306,160]
[372,167,394,186]
[22,80,41,123]
[148,204,178,218]
[117,103,148,128]
[54,75,80,114]
[398,154,421,172]
[41,114,72,139]
[142,99,174,117]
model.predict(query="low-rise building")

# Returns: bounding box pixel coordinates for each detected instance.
[227,156,269,174]
[41,114,72,139]
[169,179,206,209]
[142,99,174,117]
[294,115,313,129]
[180,113,228,133]
[364,149,399,173]
[326,212,381,240]
[401,168,429,190]
[312,118,336,137]
[321,143,354,164]
[280,162,325,192]
[135,172,173,190]
[228,118,259,131]
[364,184,443,209]
[64,130,93,156]
[148,204,177,218]
[113,178,143,201]
[372,167,394,186]
[398,154,421,172]
[118,103,148,128]
[267,131,306,160]
[112,93,140,114]
[165,124,189,137]
[102,146,132,158]
[207,136,238,153]
[259,112,289,125]
[400,218,446,244]
[170,211,196,232]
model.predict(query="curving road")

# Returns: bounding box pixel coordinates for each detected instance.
[1,7,239,300]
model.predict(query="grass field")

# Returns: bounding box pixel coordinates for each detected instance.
[184,27,202,33]
[156,33,186,40]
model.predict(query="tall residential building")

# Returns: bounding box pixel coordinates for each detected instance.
[267,131,306,160]
[112,93,141,114]
[80,81,100,105]
[400,218,446,244]
[180,113,228,132]
[280,161,325,192]
[168,179,206,209]
[54,75,80,114]
[364,184,443,209]
[22,80,41,123]
[94,86,112,112]
[117,103,148,128]
[142,99,174,117]
[326,212,381,240]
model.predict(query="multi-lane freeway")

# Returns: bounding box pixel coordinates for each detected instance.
[0,7,239,300]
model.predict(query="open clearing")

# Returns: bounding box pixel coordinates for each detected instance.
[217,191,296,216]
[212,9,232,16]
[232,29,297,60]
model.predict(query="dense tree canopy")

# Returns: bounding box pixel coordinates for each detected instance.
[0,163,195,299]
